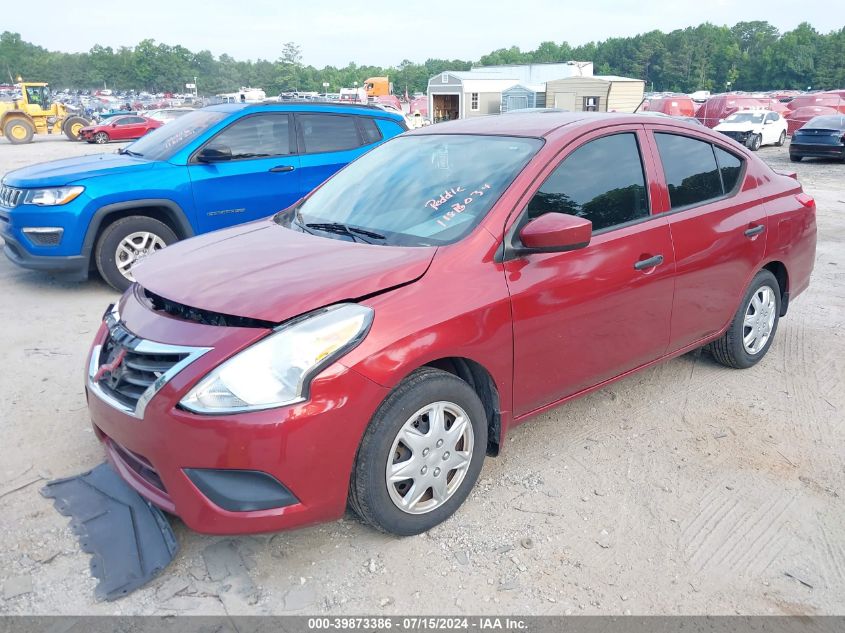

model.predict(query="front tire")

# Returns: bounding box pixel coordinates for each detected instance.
[63,116,89,141]
[94,215,177,291]
[349,368,487,536]
[747,133,762,151]
[94,131,109,144]
[709,270,781,369]
[789,154,802,162]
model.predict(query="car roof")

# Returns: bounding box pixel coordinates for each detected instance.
[406,111,686,138]
[203,101,405,121]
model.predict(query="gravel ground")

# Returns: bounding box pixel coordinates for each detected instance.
[0,135,843,616]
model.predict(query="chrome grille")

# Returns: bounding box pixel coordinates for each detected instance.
[0,185,23,208]
[88,305,211,418]
[96,328,189,410]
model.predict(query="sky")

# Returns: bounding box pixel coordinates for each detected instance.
[5,0,838,68]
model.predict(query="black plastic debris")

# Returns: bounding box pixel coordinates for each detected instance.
[41,462,178,601]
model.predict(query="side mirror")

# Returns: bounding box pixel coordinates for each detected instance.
[196,146,232,162]
[518,213,592,253]
[764,119,773,124]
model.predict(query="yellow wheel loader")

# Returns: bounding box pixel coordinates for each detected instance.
[1,82,90,144]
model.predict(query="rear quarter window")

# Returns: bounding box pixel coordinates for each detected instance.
[713,146,743,193]
[376,118,407,137]
[358,117,383,145]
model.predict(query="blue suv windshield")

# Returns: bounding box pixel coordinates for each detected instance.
[125,109,228,161]
[280,134,542,247]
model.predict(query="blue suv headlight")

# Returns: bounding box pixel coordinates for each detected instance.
[23,186,84,206]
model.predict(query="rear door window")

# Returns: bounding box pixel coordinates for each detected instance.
[526,132,649,232]
[654,133,724,209]
[297,114,362,153]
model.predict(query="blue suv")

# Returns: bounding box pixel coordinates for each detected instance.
[0,102,407,290]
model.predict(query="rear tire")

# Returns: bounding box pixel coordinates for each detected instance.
[63,116,88,141]
[789,154,802,162]
[776,130,787,147]
[349,368,487,536]
[94,215,177,292]
[3,118,35,144]
[709,270,781,369]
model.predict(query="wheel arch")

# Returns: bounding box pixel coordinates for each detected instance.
[420,357,502,457]
[762,260,790,316]
[1,111,35,130]
[83,199,195,266]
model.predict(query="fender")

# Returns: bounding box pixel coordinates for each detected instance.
[81,199,195,258]
[0,111,36,130]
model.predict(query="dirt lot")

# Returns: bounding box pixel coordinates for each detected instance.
[0,135,843,616]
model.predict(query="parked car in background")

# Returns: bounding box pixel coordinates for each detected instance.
[84,112,815,536]
[0,103,408,290]
[696,95,779,128]
[144,108,193,123]
[789,115,845,162]
[79,115,162,144]
[714,110,787,150]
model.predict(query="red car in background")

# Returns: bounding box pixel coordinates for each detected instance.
[79,115,162,144]
[86,112,816,536]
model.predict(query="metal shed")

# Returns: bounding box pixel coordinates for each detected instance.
[501,84,546,113]
[427,71,519,123]
[427,62,593,123]
[545,75,645,114]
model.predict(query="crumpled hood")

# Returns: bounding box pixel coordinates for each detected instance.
[715,121,762,133]
[132,219,437,324]
[3,153,154,188]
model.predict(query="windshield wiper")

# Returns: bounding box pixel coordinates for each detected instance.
[305,222,385,243]
[118,147,143,157]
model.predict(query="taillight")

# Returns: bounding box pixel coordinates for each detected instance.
[795,192,815,209]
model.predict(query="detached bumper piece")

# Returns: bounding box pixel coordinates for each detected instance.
[41,463,178,601]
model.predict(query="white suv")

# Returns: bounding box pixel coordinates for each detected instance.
[715,110,788,151]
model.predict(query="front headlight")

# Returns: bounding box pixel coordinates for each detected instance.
[180,304,373,414]
[23,186,84,206]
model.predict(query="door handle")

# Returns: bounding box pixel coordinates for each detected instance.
[633,254,664,271]
[269,165,295,173]
[744,224,765,238]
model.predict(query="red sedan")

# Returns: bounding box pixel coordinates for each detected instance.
[79,115,162,144]
[85,112,816,536]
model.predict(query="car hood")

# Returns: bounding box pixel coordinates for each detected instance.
[132,220,437,324]
[715,122,761,132]
[3,153,154,188]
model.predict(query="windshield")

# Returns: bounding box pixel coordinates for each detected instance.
[278,134,542,246]
[725,112,765,124]
[804,115,845,129]
[125,108,228,160]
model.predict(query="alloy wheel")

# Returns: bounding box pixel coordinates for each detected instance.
[115,231,167,281]
[385,401,474,515]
